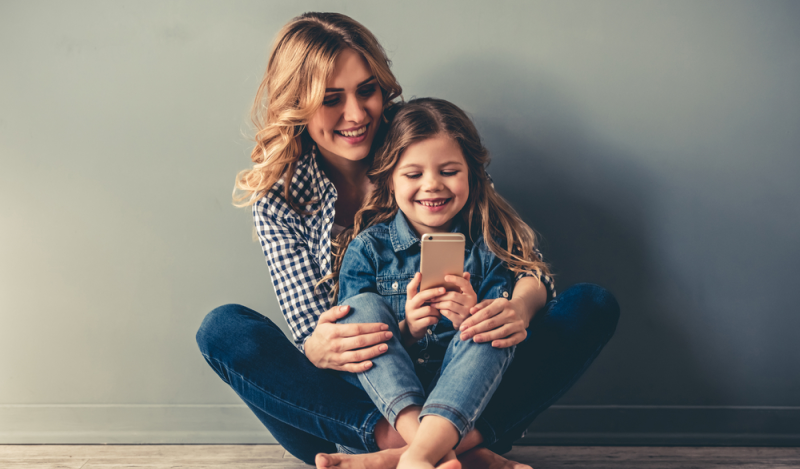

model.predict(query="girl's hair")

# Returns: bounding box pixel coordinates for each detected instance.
[233,12,402,209]
[324,97,551,302]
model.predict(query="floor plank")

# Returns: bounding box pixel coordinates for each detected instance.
[0,445,798,468]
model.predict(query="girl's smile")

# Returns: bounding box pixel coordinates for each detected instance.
[391,135,469,235]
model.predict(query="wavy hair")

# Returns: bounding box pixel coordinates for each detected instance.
[324,98,551,302]
[233,12,402,210]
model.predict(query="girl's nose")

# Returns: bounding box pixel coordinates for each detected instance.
[343,94,367,123]
[422,174,444,191]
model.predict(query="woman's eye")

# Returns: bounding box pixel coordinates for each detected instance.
[358,85,377,97]
[322,96,340,107]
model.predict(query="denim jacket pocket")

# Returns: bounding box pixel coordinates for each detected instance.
[377,274,415,321]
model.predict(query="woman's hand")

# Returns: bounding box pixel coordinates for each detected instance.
[304,304,394,372]
[458,297,530,348]
[431,273,478,330]
[400,272,445,346]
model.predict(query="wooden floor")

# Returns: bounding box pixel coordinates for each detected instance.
[1,445,799,468]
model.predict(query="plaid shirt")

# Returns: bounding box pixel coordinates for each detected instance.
[254,145,556,353]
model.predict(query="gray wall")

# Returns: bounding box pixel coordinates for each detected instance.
[1,0,798,444]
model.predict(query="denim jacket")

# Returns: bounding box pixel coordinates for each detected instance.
[338,210,515,368]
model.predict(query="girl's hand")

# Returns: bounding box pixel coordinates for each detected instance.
[304,304,394,372]
[401,272,445,346]
[458,297,529,348]
[431,272,478,330]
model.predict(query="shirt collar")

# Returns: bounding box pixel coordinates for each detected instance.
[389,210,472,253]
[309,144,336,203]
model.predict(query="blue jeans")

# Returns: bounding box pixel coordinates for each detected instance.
[196,283,619,465]
[337,293,515,445]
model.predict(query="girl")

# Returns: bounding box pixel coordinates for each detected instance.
[196,11,620,469]
[329,97,553,469]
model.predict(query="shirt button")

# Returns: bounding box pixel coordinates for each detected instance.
[417,358,425,364]
[325,217,331,223]
[392,282,399,290]
[502,291,509,298]
[322,258,328,264]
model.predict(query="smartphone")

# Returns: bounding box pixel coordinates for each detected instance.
[420,233,465,292]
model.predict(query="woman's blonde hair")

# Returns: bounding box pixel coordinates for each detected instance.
[325,98,551,302]
[233,12,402,209]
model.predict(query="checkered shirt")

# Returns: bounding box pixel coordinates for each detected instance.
[254,145,556,354]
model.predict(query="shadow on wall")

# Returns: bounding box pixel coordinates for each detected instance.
[417,56,724,406]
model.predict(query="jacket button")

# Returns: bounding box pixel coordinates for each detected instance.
[502,291,509,298]
[392,282,399,290]
[417,358,425,364]
[426,328,433,335]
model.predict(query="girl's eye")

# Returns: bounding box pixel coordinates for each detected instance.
[358,85,378,98]
[322,96,340,107]
[441,170,459,177]
[405,173,422,179]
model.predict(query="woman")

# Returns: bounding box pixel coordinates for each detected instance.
[196,12,619,469]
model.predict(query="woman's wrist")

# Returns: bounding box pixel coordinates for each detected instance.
[511,277,547,327]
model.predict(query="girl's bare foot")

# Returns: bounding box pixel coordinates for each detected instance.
[315,447,404,469]
[397,452,462,469]
[458,447,531,469]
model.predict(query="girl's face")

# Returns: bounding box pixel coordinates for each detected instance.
[307,48,384,165]
[391,135,470,236]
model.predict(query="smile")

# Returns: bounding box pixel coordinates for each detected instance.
[335,124,368,138]
[416,198,451,207]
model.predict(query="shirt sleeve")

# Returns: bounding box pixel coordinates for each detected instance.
[515,245,557,300]
[337,237,380,304]
[253,200,330,354]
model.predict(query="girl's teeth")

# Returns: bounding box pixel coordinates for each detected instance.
[338,126,367,137]
[420,200,447,207]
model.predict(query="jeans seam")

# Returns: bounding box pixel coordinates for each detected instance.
[201,353,374,445]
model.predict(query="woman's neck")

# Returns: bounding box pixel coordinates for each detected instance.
[316,151,373,226]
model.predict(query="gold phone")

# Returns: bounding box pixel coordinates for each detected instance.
[420,233,465,292]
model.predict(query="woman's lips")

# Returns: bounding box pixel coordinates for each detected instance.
[334,124,369,144]
[416,198,452,212]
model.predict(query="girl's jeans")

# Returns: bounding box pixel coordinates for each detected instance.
[337,292,515,446]
[196,283,619,465]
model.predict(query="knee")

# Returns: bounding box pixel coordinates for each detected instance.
[196,304,275,357]
[552,283,620,341]
[338,293,396,325]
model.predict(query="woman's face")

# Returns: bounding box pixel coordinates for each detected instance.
[307,48,384,165]
[391,135,470,236]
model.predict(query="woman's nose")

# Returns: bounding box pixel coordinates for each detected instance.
[343,94,366,123]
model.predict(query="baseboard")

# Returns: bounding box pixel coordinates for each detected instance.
[0,405,275,444]
[520,405,800,446]
[2,404,799,445]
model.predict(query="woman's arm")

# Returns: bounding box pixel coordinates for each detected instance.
[458,276,547,348]
[458,243,555,348]
[253,200,390,371]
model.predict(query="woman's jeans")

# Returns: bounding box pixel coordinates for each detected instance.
[196,283,619,465]
[337,293,515,445]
